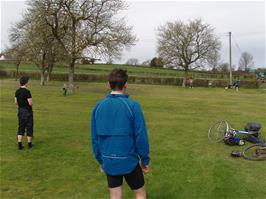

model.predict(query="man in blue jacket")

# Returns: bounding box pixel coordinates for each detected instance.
[91,69,150,199]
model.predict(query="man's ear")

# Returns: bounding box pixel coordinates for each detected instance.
[124,82,128,89]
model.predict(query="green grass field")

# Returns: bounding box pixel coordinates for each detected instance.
[0,79,265,199]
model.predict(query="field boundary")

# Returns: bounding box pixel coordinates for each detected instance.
[0,69,258,88]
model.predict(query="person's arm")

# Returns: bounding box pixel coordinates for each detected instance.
[91,106,103,166]
[27,98,33,106]
[15,97,18,104]
[133,103,150,170]
[27,90,33,106]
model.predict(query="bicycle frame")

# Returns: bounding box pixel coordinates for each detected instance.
[208,120,261,143]
[227,129,258,137]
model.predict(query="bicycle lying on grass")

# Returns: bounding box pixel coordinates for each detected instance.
[208,121,266,161]
[241,143,266,161]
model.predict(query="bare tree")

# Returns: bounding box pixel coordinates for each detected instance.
[9,11,64,86]
[106,56,114,64]
[216,62,236,73]
[216,63,230,73]
[238,52,254,71]
[30,0,136,86]
[142,59,151,66]
[126,58,139,66]
[208,53,220,71]
[3,43,28,81]
[157,18,221,86]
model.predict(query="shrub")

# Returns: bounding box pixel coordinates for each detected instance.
[150,57,164,68]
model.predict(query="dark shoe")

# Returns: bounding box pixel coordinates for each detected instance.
[18,142,23,150]
[28,142,33,149]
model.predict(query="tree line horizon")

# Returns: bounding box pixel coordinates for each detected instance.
[3,0,255,87]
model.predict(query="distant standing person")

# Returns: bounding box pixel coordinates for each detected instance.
[187,77,193,88]
[15,76,34,150]
[91,69,150,199]
[233,79,240,91]
[62,83,68,96]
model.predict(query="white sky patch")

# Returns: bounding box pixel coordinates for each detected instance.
[1,0,265,67]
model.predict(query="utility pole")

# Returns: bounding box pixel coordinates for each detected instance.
[229,32,232,85]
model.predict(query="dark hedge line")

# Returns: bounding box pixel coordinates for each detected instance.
[0,69,258,88]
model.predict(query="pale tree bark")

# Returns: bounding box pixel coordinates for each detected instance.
[46,63,53,82]
[69,59,75,85]
[182,68,189,87]
[46,51,56,82]
[15,60,21,81]
[36,62,46,86]
[40,69,45,86]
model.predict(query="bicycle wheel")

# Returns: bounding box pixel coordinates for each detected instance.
[243,144,266,161]
[208,121,229,143]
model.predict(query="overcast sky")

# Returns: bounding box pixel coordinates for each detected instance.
[1,0,265,67]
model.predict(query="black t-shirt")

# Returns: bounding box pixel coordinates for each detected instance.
[15,88,32,111]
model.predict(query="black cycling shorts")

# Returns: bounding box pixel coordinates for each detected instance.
[17,108,33,136]
[106,164,144,190]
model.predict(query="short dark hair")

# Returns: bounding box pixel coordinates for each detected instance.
[108,69,128,90]
[20,76,29,86]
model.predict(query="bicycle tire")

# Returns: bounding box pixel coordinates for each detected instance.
[208,121,229,143]
[242,144,266,161]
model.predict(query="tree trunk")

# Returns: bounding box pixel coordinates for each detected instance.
[46,72,50,82]
[68,59,75,88]
[40,52,46,86]
[15,62,20,81]
[182,69,189,87]
[46,63,53,82]
[40,69,45,86]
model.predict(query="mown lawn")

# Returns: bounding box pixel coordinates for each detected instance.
[0,79,265,199]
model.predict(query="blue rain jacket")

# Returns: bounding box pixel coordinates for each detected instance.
[91,93,150,175]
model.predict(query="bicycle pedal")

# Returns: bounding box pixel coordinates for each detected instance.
[231,151,242,157]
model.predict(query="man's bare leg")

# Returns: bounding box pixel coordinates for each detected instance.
[109,186,122,199]
[133,186,146,199]
[18,135,23,149]
[18,135,23,142]
[27,136,33,148]
[27,136,32,143]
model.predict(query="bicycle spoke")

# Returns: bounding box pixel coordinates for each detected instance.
[208,121,227,143]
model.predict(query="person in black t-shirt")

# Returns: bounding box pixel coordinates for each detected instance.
[15,76,34,150]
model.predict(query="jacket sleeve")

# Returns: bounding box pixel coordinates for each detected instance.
[133,102,150,166]
[91,106,103,165]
